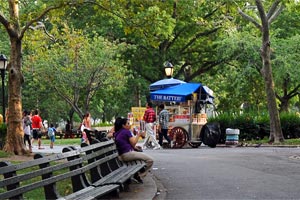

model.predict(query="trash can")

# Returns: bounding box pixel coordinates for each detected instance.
[225,128,240,145]
[200,122,221,148]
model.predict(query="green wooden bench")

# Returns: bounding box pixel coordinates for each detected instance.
[0,140,145,199]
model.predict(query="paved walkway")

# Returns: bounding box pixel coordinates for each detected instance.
[31,145,80,154]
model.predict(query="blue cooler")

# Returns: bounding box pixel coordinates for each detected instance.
[225,128,240,145]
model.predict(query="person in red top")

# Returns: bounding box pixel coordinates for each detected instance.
[142,102,161,150]
[31,109,44,149]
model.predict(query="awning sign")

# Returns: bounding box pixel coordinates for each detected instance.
[150,94,185,102]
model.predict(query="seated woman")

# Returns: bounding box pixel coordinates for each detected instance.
[113,117,154,183]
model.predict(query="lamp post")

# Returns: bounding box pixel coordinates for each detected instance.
[164,61,174,78]
[0,54,7,123]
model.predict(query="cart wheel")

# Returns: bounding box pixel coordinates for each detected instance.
[188,142,202,148]
[169,127,187,148]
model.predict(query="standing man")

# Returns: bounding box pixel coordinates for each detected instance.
[158,104,172,148]
[142,102,161,150]
[31,109,44,149]
[65,120,73,138]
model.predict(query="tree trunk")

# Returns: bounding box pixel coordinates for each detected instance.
[258,0,284,143]
[1,0,28,154]
[279,97,289,113]
[261,55,284,143]
[68,108,75,125]
[3,37,28,155]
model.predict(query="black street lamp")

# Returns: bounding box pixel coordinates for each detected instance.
[164,61,174,78]
[0,54,7,123]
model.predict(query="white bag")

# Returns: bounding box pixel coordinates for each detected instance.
[80,124,85,132]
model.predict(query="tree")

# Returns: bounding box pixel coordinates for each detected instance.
[0,0,86,154]
[202,32,266,113]
[203,2,300,114]
[272,35,300,112]
[24,27,128,121]
[271,2,300,112]
[44,1,242,113]
[82,1,236,83]
[238,0,284,143]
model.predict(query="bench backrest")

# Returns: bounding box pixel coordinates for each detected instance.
[0,140,118,200]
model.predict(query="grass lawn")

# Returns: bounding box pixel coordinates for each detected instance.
[0,150,12,158]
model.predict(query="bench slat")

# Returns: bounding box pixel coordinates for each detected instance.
[58,184,119,200]
[92,163,145,187]
[0,157,83,188]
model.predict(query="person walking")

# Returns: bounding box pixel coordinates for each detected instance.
[142,102,161,150]
[31,109,44,149]
[113,117,153,183]
[22,110,32,153]
[158,104,172,148]
[48,123,56,149]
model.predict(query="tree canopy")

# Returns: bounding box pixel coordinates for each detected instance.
[0,0,299,154]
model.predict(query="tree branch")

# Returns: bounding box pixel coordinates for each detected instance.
[255,0,268,29]
[182,59,226,82]
[0,13,9,28]
[20,0,93,39]
[267,0,281,19]
[268,5,284,24]
[20,4,64,39]
[179,28,219,55]
[0,12,18,37]
[29,21,56,42]
[287,84,300,99]
[238,7,262,30]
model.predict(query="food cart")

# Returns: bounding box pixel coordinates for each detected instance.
[150,80,215,148]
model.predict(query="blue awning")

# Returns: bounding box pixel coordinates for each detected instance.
[150,83,202,103]
[149,78,186,91]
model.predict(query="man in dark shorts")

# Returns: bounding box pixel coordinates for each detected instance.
[31,109,44,149]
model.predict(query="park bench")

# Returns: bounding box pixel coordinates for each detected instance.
[61,129,82,139]
[0,140,146,200]
[56,131,64,139]
[80,139,146,190]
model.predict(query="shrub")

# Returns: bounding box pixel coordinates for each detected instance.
[93,122,113,127]
[208,111,300,143]
[280,112,300,139]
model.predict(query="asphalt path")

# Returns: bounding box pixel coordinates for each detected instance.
[146,146,300,200]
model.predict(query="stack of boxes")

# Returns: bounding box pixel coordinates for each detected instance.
[192,113,207,125]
